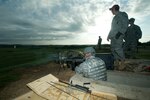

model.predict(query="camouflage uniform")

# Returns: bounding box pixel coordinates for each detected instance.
[124,24,142,58]
[108,11,128,61]
[75,56,107,81]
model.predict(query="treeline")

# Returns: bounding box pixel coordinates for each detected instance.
[139,41,150,46]
[0,41,149,49]
[0,44,95,49]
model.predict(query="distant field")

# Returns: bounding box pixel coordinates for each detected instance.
[136,46,150,59]
[0,45,87,71]
[0,45,149,88]
[0,45,86,87]
[0,47,47,70]
[0,48,35,68]
[0,45,149,69]
[0,45,61,87]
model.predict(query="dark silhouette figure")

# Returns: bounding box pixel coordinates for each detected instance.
[124,18,142,58]
[97,36,102,49]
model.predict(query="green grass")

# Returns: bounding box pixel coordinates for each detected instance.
[0,48,36,68]
[0,47,52,69]
[0,47,50,88]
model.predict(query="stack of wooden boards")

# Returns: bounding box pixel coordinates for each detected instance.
[15,74,117,100]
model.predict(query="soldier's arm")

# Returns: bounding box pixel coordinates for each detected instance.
[136,26,142,39]
[75,62,86,74]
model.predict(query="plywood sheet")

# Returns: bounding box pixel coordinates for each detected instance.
[26,74,117,100]
[14,91,45,100]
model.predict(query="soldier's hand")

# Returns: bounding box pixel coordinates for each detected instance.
[107,37,110,41]
[115,32,122,39]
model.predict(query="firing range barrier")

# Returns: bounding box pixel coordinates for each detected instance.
[60,53,114,71]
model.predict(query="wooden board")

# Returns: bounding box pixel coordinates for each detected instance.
[14,91,45,100]
[25,74,117,100]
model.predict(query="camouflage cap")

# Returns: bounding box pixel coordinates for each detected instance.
[84,47,95,53]
[109,4,120,11]
[129,18,135,22]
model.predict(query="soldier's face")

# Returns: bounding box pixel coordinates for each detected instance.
[111,8,116,15]
[84,52,91,59]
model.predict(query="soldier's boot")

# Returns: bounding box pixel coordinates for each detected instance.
[114,60,119,70]
[118,60,126,71]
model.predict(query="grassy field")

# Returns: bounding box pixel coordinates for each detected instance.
[136,46,150,59]
[0,45,86,88]
[0,46,54,87]
[0,45,149,88]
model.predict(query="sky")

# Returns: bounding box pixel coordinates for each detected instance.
[0,0,150,45]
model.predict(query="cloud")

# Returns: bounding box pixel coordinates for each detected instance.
[0,0,98,44]
[0,0,149,45]
[126,0,150,19]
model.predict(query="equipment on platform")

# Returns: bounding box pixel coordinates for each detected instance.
[57,50,114,74]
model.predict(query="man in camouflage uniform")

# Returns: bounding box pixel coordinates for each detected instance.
[124,18,142,58]
[75,47,107,81]
[107,4,128,70]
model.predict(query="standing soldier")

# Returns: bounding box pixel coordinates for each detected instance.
[107,4,128,70]
[124,18,142,58]
[97,36,102,49]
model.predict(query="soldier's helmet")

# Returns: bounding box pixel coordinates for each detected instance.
[84,47,95,55]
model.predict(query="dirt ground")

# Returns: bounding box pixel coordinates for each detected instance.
[0,62,75,100]
[0,61,145,100]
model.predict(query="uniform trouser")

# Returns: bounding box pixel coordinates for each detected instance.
[124,40,137,58]
[110,36,125,61]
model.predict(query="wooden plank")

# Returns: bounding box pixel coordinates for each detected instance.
[26,74,117,100]
[14,91,46,100]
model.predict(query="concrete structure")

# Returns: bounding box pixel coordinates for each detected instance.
[70,71,150,100]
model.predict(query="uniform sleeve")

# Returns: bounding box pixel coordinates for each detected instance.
[75,62,87,74]
[107,30,112,39]
[75,65,82,74]
[107,17,116,39]
[135,25,142,39]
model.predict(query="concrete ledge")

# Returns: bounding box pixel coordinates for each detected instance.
[70,71,150,100]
